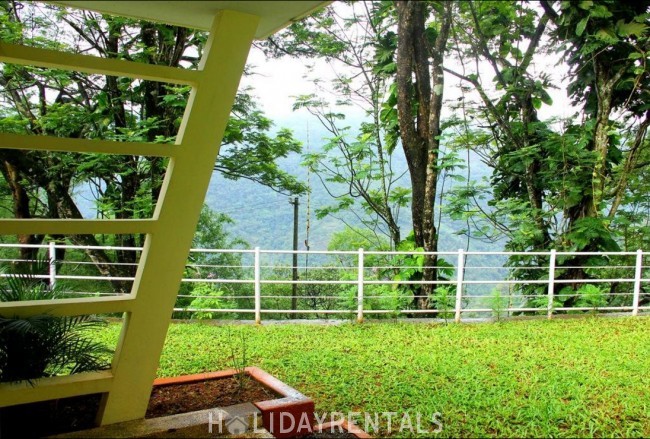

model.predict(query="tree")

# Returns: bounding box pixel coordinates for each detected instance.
[445,0,555,251]
[0,2,305,291]
[549,0,650,225]
[446,0,650,253]
[263,1,456,308]
[264,2,408,250]
[442,0,650,305]
[266,0,650,312]
[393,0,453,308]
[175,205,249,317]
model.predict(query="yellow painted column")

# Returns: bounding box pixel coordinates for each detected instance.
[98,10,259,425]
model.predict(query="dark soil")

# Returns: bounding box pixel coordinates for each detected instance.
[0,375,281,438]
[146,375,281,418]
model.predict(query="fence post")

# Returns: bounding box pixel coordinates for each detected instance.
[48,241,57,290]
[632,249,643,316]
[454,249,464,323]
[357,248,364,323]
[547,249,556,319]
[254,247,261,325]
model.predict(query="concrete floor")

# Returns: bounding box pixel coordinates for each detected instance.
[53,403,273,438]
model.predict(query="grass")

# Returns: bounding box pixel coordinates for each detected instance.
[95,317,650,437]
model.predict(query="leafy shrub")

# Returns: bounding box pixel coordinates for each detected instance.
[489,288,509,321]
[0,259,111,383]
[574,284,608,311]
[187,283,230,319]
[433,286,455,323]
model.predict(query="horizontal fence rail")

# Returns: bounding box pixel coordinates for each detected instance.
[0,243,648,323]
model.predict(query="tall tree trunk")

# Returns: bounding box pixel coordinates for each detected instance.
[395,1,452,309]
[589,63,626,217]
[560,62,626,293]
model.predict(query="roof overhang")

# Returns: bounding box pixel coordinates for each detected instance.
[49,1,329,39]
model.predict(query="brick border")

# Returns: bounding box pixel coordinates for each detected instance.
[153,367,314,438]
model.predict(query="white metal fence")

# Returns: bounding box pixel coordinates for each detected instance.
[0,243,648,323]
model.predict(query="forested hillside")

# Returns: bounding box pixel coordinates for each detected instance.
[205,113,497,251]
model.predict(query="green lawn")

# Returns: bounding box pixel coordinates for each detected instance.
[96,317,650,437]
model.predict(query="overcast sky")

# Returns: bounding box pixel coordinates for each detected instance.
[239,30,577,130]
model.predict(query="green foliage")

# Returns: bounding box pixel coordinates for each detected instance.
[437,0,650,311]
[359,284,410,320]
[295,92,406,247]
[327,227,390,254]
[0,259,111,383]
[387,233,424,307]
[226,327,249,392]
[192,205,247,251]
[176,205,248,316]
[270,2,407,249]
[220,91,307,196]
[573,284,608,311]
[489,288,509,321]
[375,232,453,311]
[0,3,306,293]
[0,0,648,322]
[432,286,455,323]
[564,217,620,252]
[186,284,229,320]
[261,6,348,60]
[555,0,650,116]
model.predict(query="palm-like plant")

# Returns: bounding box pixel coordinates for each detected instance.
[0,258,111,383]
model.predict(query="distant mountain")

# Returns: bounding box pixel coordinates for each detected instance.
[74,111,503,254]
[207,112,502,253]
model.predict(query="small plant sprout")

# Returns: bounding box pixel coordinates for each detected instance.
[227,327,249,393]
[489,288,509,322]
